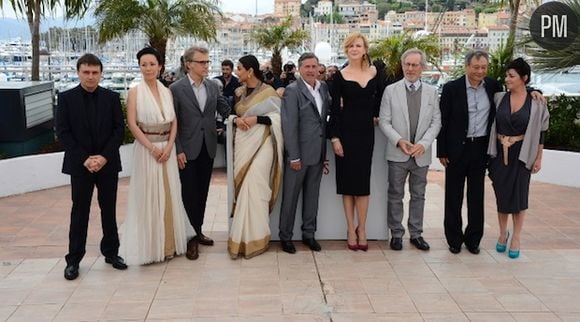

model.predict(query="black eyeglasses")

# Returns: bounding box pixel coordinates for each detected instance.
[189,60,211,65]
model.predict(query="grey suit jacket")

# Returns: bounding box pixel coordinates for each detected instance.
[379,79,441,168]
[281,78,330,166]
[170,76,230,160]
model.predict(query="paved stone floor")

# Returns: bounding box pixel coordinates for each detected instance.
[1,169,580,321]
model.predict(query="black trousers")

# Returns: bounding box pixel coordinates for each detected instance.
[443,140,488,249]
[66,171,120,266]
[179,142,214,236]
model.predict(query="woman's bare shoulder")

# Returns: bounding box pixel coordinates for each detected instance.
[127,86,138,100]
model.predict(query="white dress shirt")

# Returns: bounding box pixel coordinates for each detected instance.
[301,78,323,116]
[188,74,207,112]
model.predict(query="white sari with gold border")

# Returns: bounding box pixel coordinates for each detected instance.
[227,84,283,259]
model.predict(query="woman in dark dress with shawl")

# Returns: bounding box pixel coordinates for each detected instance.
[488,58,549,259]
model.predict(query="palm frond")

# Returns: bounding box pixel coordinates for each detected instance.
[94,0,221,71]
[251,17,309,76]
[369,32,441,81]
[517,0,580,71]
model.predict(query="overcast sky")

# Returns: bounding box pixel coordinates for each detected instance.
[1,0,289,19]
[222,0,274,15]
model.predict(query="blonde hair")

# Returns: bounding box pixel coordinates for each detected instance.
[343,32,370,68]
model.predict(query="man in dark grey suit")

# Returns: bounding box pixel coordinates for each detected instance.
[170,46,230,259]
[279,53,331,254]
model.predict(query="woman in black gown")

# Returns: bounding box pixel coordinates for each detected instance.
[488,58,549,259]
[328,32,383,251]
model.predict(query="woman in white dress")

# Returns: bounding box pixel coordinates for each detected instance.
[227,55,284,259]
[120,47,194,265]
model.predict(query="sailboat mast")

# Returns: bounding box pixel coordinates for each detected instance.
[425,0,428,32]
[330,1,334,55]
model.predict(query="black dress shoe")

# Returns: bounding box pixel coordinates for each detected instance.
[410,237,430,251]
[448,245,461,254]
[64,264,79,280]
[186,238,199,260]
[302,238,321,252]
[196,234,214,246]
[390,237,403,251]
[105,256,128,270]
[281,241,296,254]
[466,245,480,254]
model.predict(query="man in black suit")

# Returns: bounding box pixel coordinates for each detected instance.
[437,50,541,255]
[437,50,501,255]
[56,54,127,280]
[214,59,240,108]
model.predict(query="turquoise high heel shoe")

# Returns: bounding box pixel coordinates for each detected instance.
[496,231,510,253]
[508,249,520,259]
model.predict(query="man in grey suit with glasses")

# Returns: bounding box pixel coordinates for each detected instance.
[170,46,230,260]
[379,48,441,252]
[279,52,331,254]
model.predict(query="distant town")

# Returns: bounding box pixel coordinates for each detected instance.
[1,0,529,69]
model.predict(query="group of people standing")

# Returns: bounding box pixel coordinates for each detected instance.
[57,46,230,280]
[55,31,549,280]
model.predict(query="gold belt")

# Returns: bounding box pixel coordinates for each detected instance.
[498,134,524,166]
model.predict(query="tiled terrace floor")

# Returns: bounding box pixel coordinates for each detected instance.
[1,169,580,321]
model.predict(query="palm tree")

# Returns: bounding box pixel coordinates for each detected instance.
[369,32,441,82]
[0,0,90,80]
[94,0,221,72]
[500,0,542,60]
[518,0,580,71]
[251,16,309,77]
[486,43,513,88]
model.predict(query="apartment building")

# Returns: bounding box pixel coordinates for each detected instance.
[274,0,301,17]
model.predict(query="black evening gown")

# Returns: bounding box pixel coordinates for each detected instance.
[489,94,541,213]
[329,70,382,196]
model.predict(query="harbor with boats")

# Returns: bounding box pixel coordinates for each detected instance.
[2,35,579,100]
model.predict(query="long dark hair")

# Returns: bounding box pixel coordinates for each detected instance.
[238,55,264,82]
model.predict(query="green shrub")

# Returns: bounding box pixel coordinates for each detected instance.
[545,95,580,152]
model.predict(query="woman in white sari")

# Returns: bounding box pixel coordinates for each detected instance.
[120,47,194,265]
[227,55,284,259]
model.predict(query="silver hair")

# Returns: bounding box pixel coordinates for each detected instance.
[401,48,427,67]
[464,50,489,66]
[183,46,209,62]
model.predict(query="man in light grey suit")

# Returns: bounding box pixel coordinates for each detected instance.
[379,48,441,251]
[279,53,331,254]
[170,46,230,259]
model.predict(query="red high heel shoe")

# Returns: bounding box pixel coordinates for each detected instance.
[356,226,368,252]
[347,242,359,251]
[347,229,358,251]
